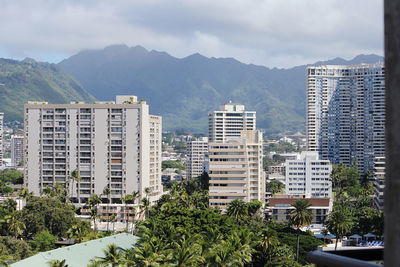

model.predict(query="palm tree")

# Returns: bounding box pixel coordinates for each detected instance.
[110,214,117,233]
[70,170,81,203]
[87,194,102,231]
[103,186,111,231]
[67,223,85,243]
[7,212,25,239]
[133,241,167,266]
[48,259,68,267]
[326,210,353,250]
[140,197,150,221]
[122,194,134,232]
[96,244,122,267]
[257,227,280,265]
[18,188,33,202]
[289,199,313,261]
[129,191,139,233]
[168,235,204,266]
[227,199,248,221]
[321,228,329,244]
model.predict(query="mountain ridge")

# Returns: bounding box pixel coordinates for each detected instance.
[0,58,95,121]
[58,45,383,134]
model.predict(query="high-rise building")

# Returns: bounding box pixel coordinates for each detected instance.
[186,137,208,179]
[208,102,256,143]
[24,95,162,203]
[0,113,3,169]
[306,63,385,174]
[285,151,332,198]
[373,157,385,212]
[207,130,265,208]
[11,135,24,167]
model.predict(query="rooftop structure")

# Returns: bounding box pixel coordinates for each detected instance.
[11,233,138,267]
[208,102,256,143]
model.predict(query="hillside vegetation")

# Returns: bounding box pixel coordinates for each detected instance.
[0,58,95,121]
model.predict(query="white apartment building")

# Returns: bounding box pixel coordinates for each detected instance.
[373,157,385,212]
[285,151,332,198]
[307,63,385,175]
[207,130,265,208]
[24,95,162,204]
[0,113,3,169]
[186,137,208,179]
[208,102,256,143]
[11,135,24,167]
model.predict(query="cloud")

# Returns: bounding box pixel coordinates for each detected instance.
[0,0,383,68]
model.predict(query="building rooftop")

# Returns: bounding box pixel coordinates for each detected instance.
[11,233,138,267]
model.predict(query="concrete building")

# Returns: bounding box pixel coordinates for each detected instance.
[285,151,332,198]
[306,63,385,174]
[24,95,162,204]
[11,135,24,167]
[186,137,208,178]
[373,157,385,212]
[208,102,256,143]
[207,130,265,208]
[269,195,331,226]
[0,113,3,169]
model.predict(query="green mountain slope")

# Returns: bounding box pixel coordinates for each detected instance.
[58,45,383,134]
[0,58,95,121]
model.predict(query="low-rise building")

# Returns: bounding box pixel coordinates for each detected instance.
[269,194,332,226]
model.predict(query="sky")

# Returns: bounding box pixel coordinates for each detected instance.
[0,0,383,68]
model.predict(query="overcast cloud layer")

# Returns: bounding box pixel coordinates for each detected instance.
[0,0,383,68]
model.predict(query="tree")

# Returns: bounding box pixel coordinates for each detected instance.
[199,171,210,191]
[18,188,33,201]
[69,170,81,202]
[102,186,111,232]
[326,209,353,250]
[6,212,25,239]
[96,244,122,267]
[168,235,204,266]
[246,201,262,217]
[266,180,285,195]
[30,230,57,252]
[20,197,78,238]
[289,199,313,261]
[321,228,329,244]
[87,194,102,231]
[110,214,117,233]
[0,236,32,261]
[47,259,68,267]
[227,199,248,221]
[67,221,90,243]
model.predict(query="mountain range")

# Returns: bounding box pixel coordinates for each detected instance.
[0,45,383,134]
[0,58,95,121]
[58,45,383,134]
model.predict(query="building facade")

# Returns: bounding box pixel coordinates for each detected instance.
[269,195,331,225]
[207,130,265,208]
[285,151,332,198]
[208,102,256,143]
[306,63,385,174]
[24,95,162,203]
[186,137,208,179]
[373,157,385,212]
[11,135,24,167]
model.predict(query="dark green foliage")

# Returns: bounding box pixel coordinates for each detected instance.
[0,236,33,261]
[266,180,285,195]
[30,230,58,252]
[161,160,185,171]
[0,169,24,184]
[19,197,78,239]
[0,58,95,121]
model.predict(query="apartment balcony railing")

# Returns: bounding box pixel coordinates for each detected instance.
[306,250,382,267]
